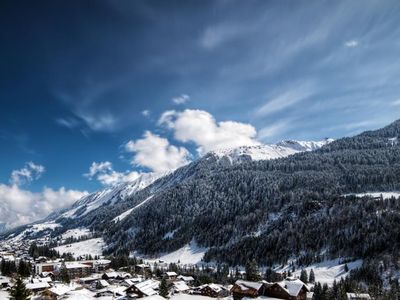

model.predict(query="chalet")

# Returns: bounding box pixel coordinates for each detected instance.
[177,275,194,284]
[135,263,151,274]
[102,270,132,280]
[63,262,92,278]
[196,283,230,298]
[346,293,372,300]
[25,281,50,293]
[231,280,265,299]
[126,279,160,298]
[173,281,190,293]
[264,278,309,300]
[165,271,178,281]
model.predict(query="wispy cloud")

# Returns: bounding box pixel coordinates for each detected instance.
[84,161,140,186]
[258,120,290,140]
[172,94,190,105]
[344,39,359,48]
[142,109,150,117]
[10,162,45,186]
[255,82,316,117]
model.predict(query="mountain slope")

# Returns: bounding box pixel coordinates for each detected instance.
[3,120,400,268]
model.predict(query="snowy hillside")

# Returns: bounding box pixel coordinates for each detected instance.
[210,139,333,163]
[60,172,165,219]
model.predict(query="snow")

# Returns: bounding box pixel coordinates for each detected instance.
[53,238,105,257]
[0,291,9,299]
[147,240,207,265]
[31,222,61,232]
[62,172,164,220]
[171,294,230,300]
[61,227,91,239]
[113,195,154,223]
[278,258,363,286]
[211,139,332,163]
[346,192,400,199]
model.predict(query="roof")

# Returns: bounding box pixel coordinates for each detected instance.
[99,280,110,287]
[235,280,264,291]
[276,279,309,297]
[177,275,194,281]
[26,281,50,290]
[134,279,160,296]
[65,262,92,269]
[347,293,371,299]
[201,283,224,292]
[49,284,73,296]
[166,271,178,276]
[173,281,190,292]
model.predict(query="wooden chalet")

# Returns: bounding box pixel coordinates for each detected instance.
[264,278,309,300]
[231,280,265,300]
[197,284,230,298]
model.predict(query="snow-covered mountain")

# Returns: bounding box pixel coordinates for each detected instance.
[209,139,333,163]
[57,172,166,220]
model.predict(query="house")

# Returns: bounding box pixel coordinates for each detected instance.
[102,271,132,280]
[135,264,151,274]
[97,279,110,288]
[231,280,265,299]
[177,275,194,284]
[126,279,160,298]
[346,293,372,300]
[165,271,178,281]
[25,281,50,293]
[196,284,230,298]
[264,278,309,300]
[173,281,190,293]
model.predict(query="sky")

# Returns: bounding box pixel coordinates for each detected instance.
[1,0,400,227]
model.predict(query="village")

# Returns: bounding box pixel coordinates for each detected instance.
[0,239,372,300]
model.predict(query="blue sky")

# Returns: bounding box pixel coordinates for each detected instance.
[1,0,400,226]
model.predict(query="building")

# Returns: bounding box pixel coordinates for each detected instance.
[264,278,309,300]
[126,279,160,298]
[196,284,230,298]
[346,293,372,300]
[231,280,265,299]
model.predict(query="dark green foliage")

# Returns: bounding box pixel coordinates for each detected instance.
[245,259,261,281]
[28,242,59,259]
[9,277,31,300]
[309,269,315,283]
[300,269,308,283]
[159,277,169,298]
[1,259,17,276]
[60,263,70,283]
[17,260,31,277]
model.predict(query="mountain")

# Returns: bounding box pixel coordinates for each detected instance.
[2,121,400,269]
[210,139,333,163]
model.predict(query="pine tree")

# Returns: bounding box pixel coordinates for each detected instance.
[159,277,169,298]
[309,269,315,283]
[245,259,261,281]
[60,263,70,283]
[300,269,308,283]
[9,277,31,300]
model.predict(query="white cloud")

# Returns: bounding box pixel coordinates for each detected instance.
[125,131,190,172]
[84,161,140,186]
[344,39,359,48]
[0,184,87,228]
[77,112,117,132]
[158,109,259,155]
[255,83,316,117]
[56,117,80,129]
[142,110,150,117]
[172,94,190,105]
[10,162,45,186]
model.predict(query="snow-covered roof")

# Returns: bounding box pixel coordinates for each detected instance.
[276,278,308,297]
[124,278,142,286]
[166,271,178,276]
[177,275,194,281]
[26,281,50,290]
[65,262,92,269]
[99,280,110,287]
[49,284,74,296]
[235,280,264,291]
[347,293,371,299]
[173,281,190,292]
[134,279,160,296]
